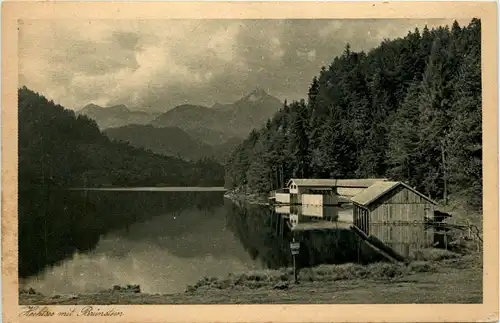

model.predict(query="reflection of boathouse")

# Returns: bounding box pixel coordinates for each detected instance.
[277,204,353,232]
[289,204,339,227]
[271,178,444,260]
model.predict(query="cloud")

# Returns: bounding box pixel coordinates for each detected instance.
[19,18,473,112]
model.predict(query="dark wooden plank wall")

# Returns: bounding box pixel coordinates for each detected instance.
[369,186,434,249]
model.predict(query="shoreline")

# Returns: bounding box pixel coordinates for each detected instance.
[20,251,482,305]
[19,188,483,305]
[223,187,269,205]
[67,186,227,192]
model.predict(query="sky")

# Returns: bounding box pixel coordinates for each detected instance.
[19,18,472,112]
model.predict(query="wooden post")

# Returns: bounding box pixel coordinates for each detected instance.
[292,253,297,284]
[281,215,285,236]
[357,236,360,263]
[292,236,298,284]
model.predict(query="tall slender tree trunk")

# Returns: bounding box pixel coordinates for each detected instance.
[280,164,284,188]
[275,167,279,190]
[441,140,448,205]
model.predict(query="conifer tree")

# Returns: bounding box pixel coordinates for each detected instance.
[289,100,310,178]
[225,18,482,208]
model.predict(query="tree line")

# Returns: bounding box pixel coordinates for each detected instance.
[18,87,225,188]
[225,19,482,210]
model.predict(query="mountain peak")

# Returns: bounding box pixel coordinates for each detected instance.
[81,103,103,111]
[250,86,268,96]
[243,87,270,102]
[107,104,130,113]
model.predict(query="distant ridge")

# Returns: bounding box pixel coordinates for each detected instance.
[152,88,282,139]
[78,103,156,129]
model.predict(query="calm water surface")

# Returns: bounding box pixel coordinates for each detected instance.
[19,188,434,295]
[20,189,265,295]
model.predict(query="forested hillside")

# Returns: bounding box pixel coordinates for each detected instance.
[19,87,224,188]
[104,125,217,161]
[225,19,482,209]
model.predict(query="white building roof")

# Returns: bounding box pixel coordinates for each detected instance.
[287,178,388,188]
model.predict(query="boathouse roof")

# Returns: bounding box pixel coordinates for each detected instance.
[287,178,388,188]
[350,181,437,206]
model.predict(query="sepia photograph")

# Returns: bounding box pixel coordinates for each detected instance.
[1,1,498,322]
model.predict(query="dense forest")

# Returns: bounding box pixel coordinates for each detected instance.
[19,87,225,188]
[104,124,239,163]
[225,19,482,209]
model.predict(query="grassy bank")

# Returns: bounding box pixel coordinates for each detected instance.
[186,249,479,291]
[20,250,482,305]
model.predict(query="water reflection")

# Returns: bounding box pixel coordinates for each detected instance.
[19,189,225,279]
[224,201,384,270]
[20,192,437,295]
[20,190,262,295]
[226,201,437,270]
[286,204,351,228]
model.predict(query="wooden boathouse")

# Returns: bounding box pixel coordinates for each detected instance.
[269,178,464,263]
[350,181,437,257]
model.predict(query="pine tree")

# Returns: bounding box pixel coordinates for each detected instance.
[387,81,423,188]
[446,41,482,209]
[289,100,310,178]
[225,18,482,210]
[416,35,456,200]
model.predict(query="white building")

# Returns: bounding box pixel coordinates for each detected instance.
[287,178,388,205]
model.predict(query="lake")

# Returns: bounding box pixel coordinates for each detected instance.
[19,188,434,296]
[20,189,264,295]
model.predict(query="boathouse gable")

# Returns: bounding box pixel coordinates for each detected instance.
[352,181,437,225]
[351,181,437,257]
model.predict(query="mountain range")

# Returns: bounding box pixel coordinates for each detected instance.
[80,88,282,162]
[151,88,282,139]
[78,104,159,129]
